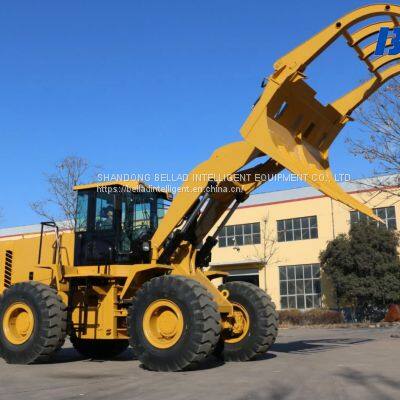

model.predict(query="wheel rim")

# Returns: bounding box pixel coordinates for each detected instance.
[224,302,250,344]
[3,302,35,345]
[143,299,184,349]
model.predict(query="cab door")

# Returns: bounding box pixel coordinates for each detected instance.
[74,190,117,266]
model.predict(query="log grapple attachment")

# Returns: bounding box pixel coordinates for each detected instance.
[241,3,400,221]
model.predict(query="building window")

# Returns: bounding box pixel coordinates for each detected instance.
[277,216,318,242]
[279,264,321,309]
[350,206,397,230]
[218,223,260,248]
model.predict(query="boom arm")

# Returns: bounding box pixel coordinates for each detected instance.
[151,3,400,267]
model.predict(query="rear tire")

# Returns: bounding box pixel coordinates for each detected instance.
[70,336,129,359]
[0,282,67,364]
[215,281,278,362]
[127,275,220,371]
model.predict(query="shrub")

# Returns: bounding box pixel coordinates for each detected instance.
[303,309,344,325]
[278,309,303,325]
[278,309,344,326]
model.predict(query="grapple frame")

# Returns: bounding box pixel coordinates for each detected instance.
[241,3,400,220]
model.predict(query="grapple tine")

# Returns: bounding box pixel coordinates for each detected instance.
[243,111,378,221]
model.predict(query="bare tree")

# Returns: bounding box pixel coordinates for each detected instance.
[249,214,279,266]
[30,156,93,229]
[245,214,280,291]
[348,79,400,195]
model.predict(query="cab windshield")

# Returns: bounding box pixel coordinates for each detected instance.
[119,192,170,252]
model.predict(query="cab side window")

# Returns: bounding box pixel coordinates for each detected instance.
[75,192,89,232]
[95,193,115,231]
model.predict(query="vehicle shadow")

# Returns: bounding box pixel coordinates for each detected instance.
[40,337,372,369]
[45,346,137,364]
[48,347,227,370]
[270,337,373,355]
[138,356,226,372]
[137,352,279,372]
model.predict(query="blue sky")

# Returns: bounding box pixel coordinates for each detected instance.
[0,0,383,227]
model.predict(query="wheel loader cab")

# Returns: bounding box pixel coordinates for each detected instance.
[73,181,169,266]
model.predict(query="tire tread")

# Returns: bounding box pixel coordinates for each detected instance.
[217,281,278,361]
[127,275,220,371]
[0,282,67,364]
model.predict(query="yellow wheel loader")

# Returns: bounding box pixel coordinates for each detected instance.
[0,4,399,371]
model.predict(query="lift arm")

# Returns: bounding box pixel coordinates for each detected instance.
[151,3,400,267]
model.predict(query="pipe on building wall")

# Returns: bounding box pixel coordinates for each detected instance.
[330,198,336,239]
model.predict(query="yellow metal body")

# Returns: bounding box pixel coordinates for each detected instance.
[1,4,400,343]
[0,231,174,340]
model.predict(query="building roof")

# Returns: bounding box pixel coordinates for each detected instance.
[1,174,398,238]
[239,174,399,208]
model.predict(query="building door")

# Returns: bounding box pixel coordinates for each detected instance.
[223,268,260,286]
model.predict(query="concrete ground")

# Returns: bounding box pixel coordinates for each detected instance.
[0,326,399,400]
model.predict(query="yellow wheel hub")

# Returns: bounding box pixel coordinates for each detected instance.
[223,302,250,344]
[143,299,184,349]
[3,302,35,345]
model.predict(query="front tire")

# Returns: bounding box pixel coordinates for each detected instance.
[216,281,278,361]
[127,275,220,371]
[0,282,67,364]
